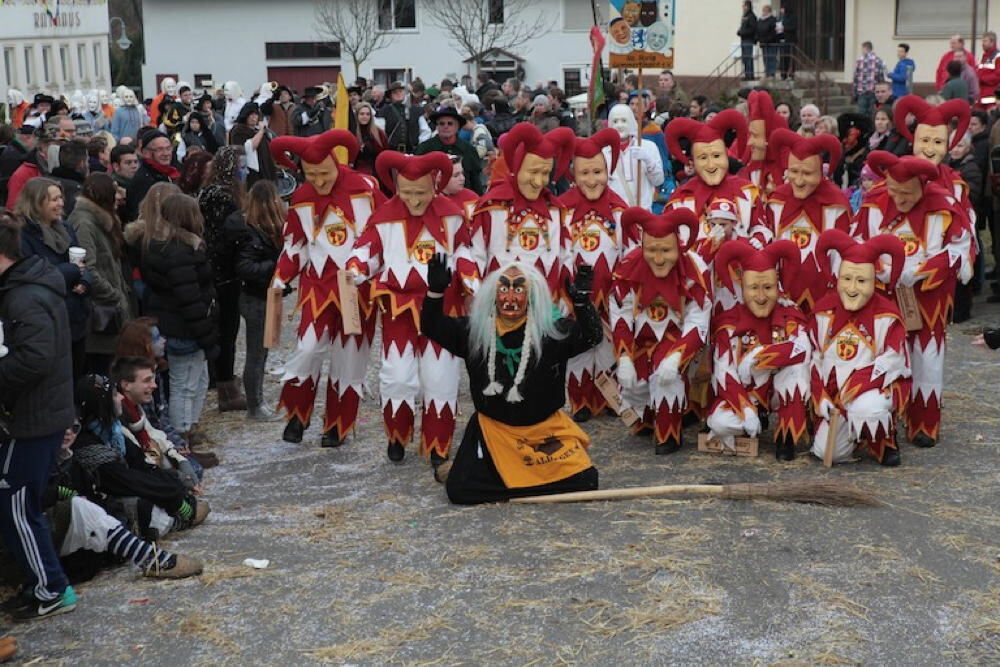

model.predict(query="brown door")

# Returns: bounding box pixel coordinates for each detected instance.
[266,66,342,95]
[785,0,846,71]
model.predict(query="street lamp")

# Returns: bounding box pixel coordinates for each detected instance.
[109,17,131,50]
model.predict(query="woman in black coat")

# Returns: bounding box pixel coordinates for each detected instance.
[139,193,217,438]
[226,180,284,420]
[15,177,91,379]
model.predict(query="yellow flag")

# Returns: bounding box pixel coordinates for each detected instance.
[334,73,350,165]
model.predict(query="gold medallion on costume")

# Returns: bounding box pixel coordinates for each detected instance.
[790,224,812,249]
[519,227,541,251]
[411,240,436,264]
[836,330,860,361]
[325,222,348,246]
[898,232,920,257]
[578,227,601,252]
[646,298,668,322]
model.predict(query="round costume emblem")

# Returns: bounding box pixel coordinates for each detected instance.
[646,300,668,322]
[836,331,860,360]
[899,233,920,257]
[519,227,541,251]
[325,223,348,246]
[790,226,812,249]
[412,240,436,264]
[579,229,601,252]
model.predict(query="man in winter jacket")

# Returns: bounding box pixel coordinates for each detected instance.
[124,131,178,222]
[888,44,916,99]
[0,213,79,621]
[49,140,88,217]
[5,129,57,209]
[0,127,34,204]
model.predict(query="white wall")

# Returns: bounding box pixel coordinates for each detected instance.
[142,0,599,97]
[0,3,111,99]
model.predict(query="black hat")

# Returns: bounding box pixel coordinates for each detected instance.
[16,125,35,135]
[303,86,322,98]
[139,128,169,149]
[347,85,363,96]
[32,93,54,106]
[236,102,261,124]
[388,80,406,92]
[430,107,464,124]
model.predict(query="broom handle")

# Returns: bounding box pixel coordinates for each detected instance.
[510,484,725,504]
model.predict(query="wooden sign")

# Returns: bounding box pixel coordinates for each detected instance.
[607,0,675,69]
[697,432,759,457]
[337,270,362,335]
[895,286,922,332]
[263,287,283,349]
[594,372,640,427]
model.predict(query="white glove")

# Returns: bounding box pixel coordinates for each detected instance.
[742,406,761,438]
[617,356,637,389]
[271,277,286,290]
[749,236,765,250]
[628,146,645,165]
[899,263,920,287]
[0,320,7,358]
[656,352,682,387]
[350,267,367,286]
[708,223,727,241]
[815,397,835,421]
[736,348,760,385]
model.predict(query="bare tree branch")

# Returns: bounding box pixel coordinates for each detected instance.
[424,0,554,70]
[314,0,396,81]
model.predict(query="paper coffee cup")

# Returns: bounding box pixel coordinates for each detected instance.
[68,247,86,263]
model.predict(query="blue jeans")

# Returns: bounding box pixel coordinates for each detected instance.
[0,433,69,601]
[741,41,755,79]
[167,345,209,433]
[763,44,777,77]
[857,91,876,118]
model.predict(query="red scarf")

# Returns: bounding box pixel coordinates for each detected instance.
[143,157,180,181]
[120,396,155,454]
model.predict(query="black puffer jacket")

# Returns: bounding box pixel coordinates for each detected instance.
[0,255,76,438]
[140,230,218,356]
[228,213,280,299]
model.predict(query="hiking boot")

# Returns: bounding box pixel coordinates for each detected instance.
[321,427,343,448]
[192,500,210,527]
[0,589,32,614]
[187,450,219,469]
[775,436,796,461]
[572,407,592,423]
[144,554,204,579]
[430,450,448,468]
[912,434,936,448]
[387,441,405,463]
[655,437,682,455]
[881,448,901,467]
[247,404,281,422]
[282,417,307,444]
[217,379,248,412]
[11,587,77,623]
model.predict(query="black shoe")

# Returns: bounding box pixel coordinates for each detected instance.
[775,436,795,461]
[321,427,343,448]
[881,448,901,467]
[912,433,936,448]
[655,437,681,455]
[282,417,307,444]
[759,409,769,432]
[430,450,448,468]
[682,411,700,428]
[11,587,77,623]
[387,441,405,462]
[572,407,592,423]
[1,588,33,614]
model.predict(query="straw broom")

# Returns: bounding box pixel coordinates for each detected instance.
[509,479,880,506]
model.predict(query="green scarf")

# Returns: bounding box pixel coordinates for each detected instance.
[495,335,521,376]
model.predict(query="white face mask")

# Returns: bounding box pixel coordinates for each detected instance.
[608,106,633,140]
[162,77,177,96]
[86,95,99,113]
[122,89,137,106]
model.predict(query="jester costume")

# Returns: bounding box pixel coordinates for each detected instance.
[270,130,384,446]
[707,240,810,460]
[611,208,712,454]
[855,152,971,446]
[349,152,469,461]
[738,90,789,198]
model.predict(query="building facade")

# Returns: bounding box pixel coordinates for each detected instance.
[1,0,112,101]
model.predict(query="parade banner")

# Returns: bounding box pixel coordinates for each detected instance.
[607,0,675,69]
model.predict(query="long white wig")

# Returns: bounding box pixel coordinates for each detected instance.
[468,262,566,402]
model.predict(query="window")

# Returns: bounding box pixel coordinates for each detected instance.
[194,73,213,88]
[373,68,406,87]
[896,0,987,38]
[563,0,592,31]
[378,0,416,31]
[23,47,33,85]
[60,45,69,81]
[265,42,340,59]
[77,43,86,79]
[489,0,504,24]
[563,68,584,97]
[93,42,102,79]
[42,46,52,82]
[4,48,15,87]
